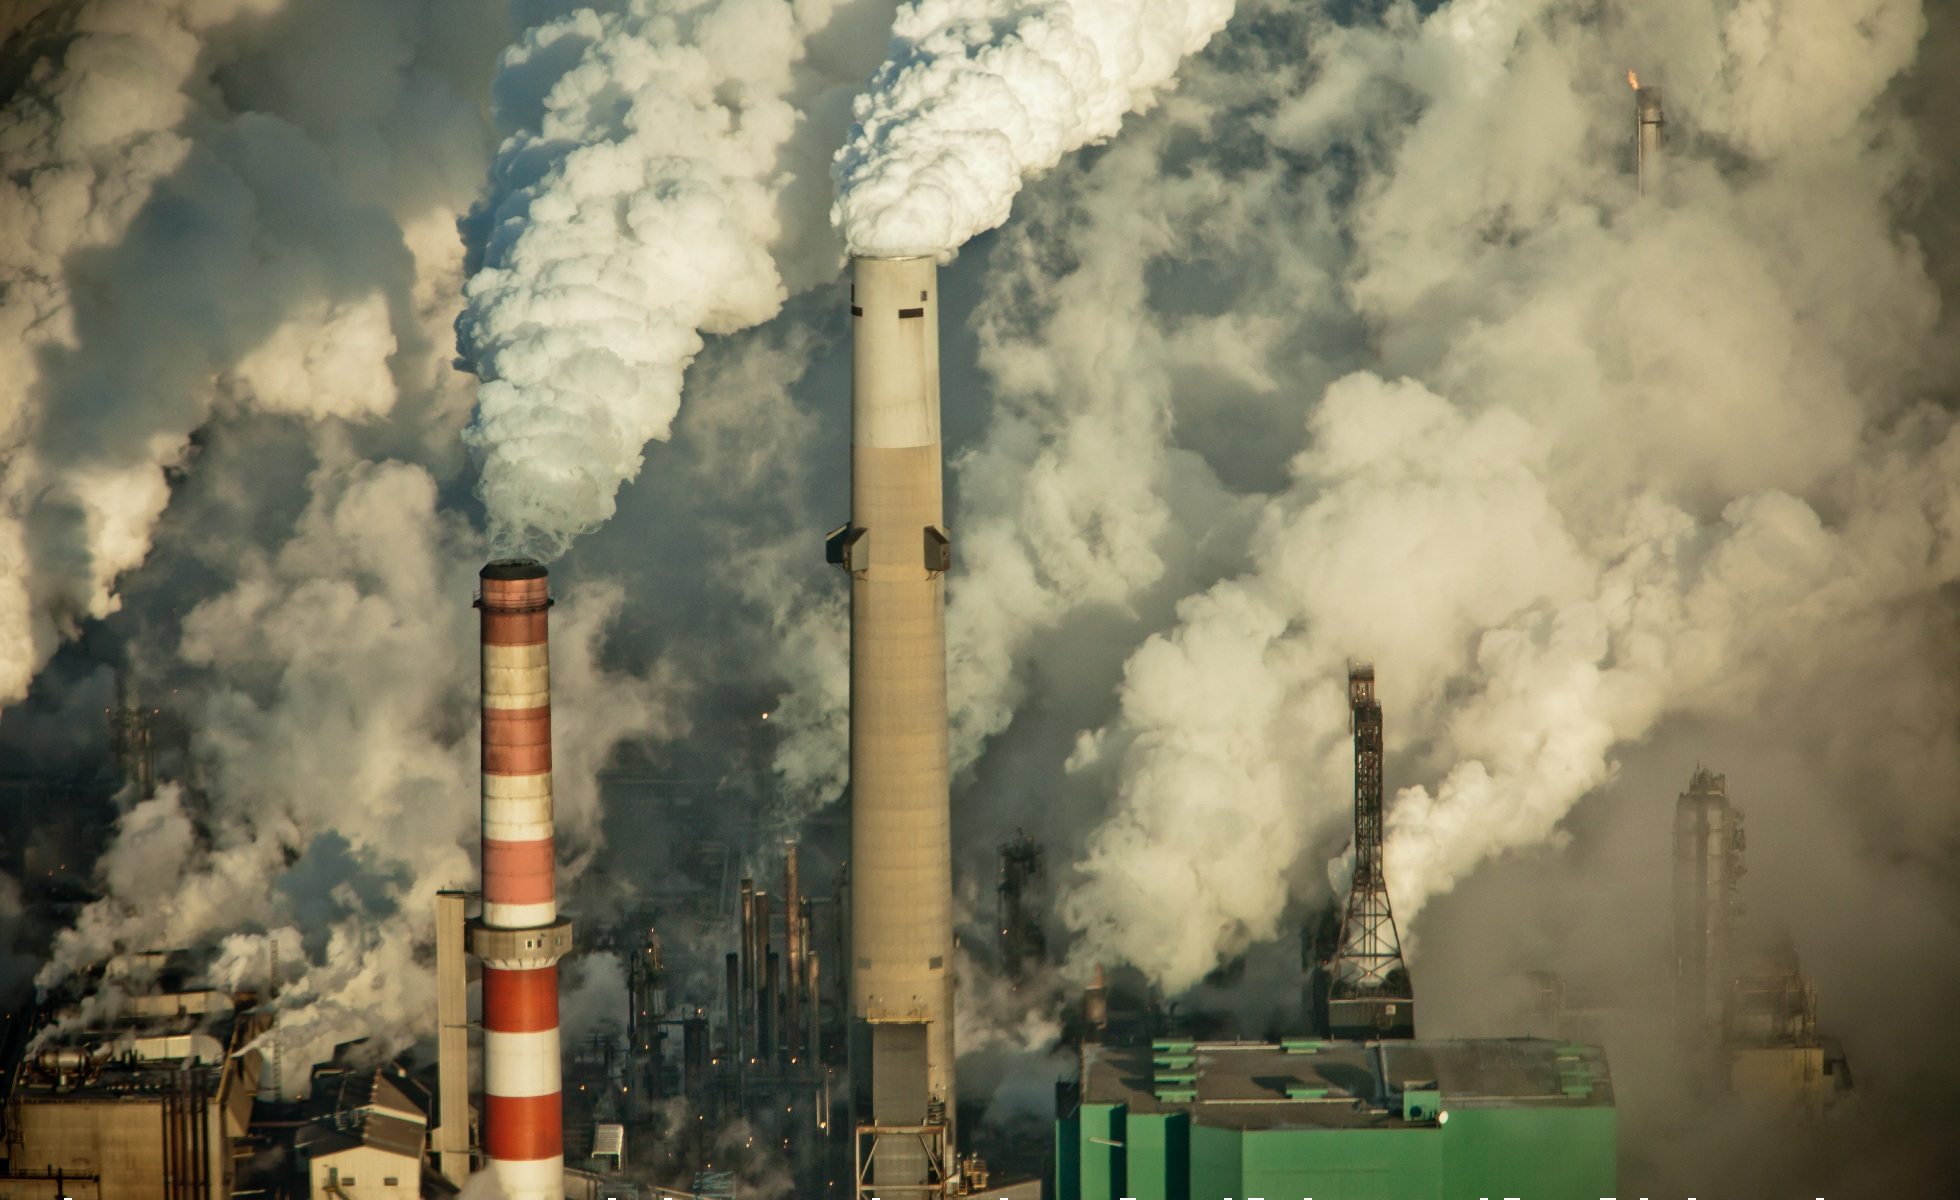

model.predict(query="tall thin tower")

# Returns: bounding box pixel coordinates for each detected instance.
[1673,767,1742,1042]
[472,560,574,1200]
[1327,661,1415,1040]
[828,255,957,1198]
[1633,72,1664,197]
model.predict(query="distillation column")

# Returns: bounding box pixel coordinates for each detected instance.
[1673,767,1741,1042]
[829,255,957,1194]
[473,560,574,1200]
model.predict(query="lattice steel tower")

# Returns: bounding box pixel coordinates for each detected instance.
[1327,661,1416,1039]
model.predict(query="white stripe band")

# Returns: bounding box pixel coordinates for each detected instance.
[485,793,554,843]
[484,1028,563,1097]
[488,1154,564,1197]
[484,900,557,929]
[484,772,551,799]
[483,644,550,709]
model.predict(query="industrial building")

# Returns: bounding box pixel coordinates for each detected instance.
[293,1060,449,1200]
[1052,663,1622,1199]
[1058,1038,1615,1200]
[0,969,266,1200]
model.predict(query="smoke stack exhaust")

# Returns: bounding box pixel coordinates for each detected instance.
[829,255,957,1191]
[472,559,573,1200]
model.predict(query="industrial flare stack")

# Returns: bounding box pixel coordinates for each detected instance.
[828,255,958,1195]
[473,559,574,1200]
[1633,72,1664,196]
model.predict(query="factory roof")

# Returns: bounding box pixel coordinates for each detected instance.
[298,1063,432,1161]
[10,990,255,1100]
[1080,1037,1612,1131]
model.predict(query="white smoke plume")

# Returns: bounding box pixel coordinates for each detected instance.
[832,0,1239,256]
[457,0,894,557]
[0,0,497,705]
[42,455,681,1080]
[1048,0,1955,992]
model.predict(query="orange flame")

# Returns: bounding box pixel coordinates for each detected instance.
[1628,69,1640,90]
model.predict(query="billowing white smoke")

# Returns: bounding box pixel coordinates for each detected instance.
[458,0,892,557]
[0,0,493,706]
[832,0,1239,256]
[43,456,680,1081]
[1053,0,1949,991]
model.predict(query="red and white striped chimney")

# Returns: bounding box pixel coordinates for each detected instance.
[472,560,572,1200]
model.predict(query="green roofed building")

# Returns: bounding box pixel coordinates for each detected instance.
[1056,1038,1615,1200]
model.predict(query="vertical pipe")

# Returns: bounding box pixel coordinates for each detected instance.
[739,879,756,1062]
[1636,82,1664,198]
[725,952,742,1063]
[752,891,772,1054]
[763,948,780,1064]
[807,950,822,1065]
[797,900,814,1059]
[841,255,956,1185]
[473,559,572,1200]
[435,889,472,1186]
[784,846,802,1058]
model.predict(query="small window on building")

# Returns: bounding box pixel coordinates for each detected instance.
[344,1178,356,1186]
[384,1177,399,1187]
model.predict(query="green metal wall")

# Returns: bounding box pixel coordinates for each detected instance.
[1079,1103,1125,1200]
[1186,1123,1240,1200]
[1245,1127,1440,1199]
[1057,1112,1080,1200]
[1124,1113,1189,1200]
[1059,1105,1615,1200]
[1442,1106,1617,1199]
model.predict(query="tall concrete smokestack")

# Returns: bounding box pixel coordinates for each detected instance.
[1633,73,1664,197]
[472,560,573,1200]
[828,255,956,1194]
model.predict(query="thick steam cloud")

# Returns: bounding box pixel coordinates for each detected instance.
[832,0,1239,257]
[457,0,888,557]
[1052,0,1951,991]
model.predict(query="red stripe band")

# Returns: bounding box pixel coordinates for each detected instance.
[483,837,556,904]
[480,576,549,609]
[483,707,551,774]
[483,966,560,1033]
[482,610,548,646]
[483,1092,563,1161]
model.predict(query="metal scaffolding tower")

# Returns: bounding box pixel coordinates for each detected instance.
[1327,661,1416,1040]
[997,833,1046,982]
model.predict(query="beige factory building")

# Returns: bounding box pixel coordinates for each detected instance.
[0,985,265,1200]
[295,1062,452,1200]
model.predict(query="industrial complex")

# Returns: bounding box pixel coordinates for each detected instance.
[0,77,1861,1200]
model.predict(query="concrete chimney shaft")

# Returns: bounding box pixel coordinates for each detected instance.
[841,255,957,1180]
[474,559,573,1200]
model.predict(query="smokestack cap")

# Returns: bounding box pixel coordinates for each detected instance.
[1637,88,1664,122]
[481,558,548,581]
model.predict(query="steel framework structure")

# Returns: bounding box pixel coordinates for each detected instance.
[1328,661,1415,1037]
[854,1122,950,1200]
